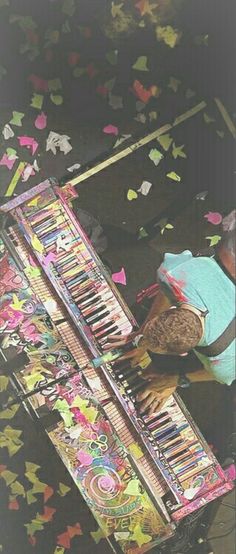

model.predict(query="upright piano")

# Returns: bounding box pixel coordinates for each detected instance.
[0,179,233,554]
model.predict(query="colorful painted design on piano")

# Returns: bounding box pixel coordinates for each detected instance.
[0,237,174,553]
[0,181,234,550]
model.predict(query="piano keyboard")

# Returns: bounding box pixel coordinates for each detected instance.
[0,179,233,550]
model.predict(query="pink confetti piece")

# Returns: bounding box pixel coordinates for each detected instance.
[0,154,17,170]
[103,124,119,136]
[17,136,39,155]
[21,164,36,182]
[204,211,223,225]
[112,267,127,285]
[28,74,49,92]
[34,112,47,130]
[224,463,236,481]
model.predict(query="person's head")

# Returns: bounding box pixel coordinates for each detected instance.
[140,308,203,355]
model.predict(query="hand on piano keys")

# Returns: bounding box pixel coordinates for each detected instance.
[102,331,148,366]
[136,373,178,415]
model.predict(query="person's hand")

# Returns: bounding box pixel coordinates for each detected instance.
[102,329,143,351]
[136,373,178,415]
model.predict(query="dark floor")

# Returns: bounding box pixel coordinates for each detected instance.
[0,1,235,553]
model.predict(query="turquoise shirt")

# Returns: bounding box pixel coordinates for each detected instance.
[157,251,235,385]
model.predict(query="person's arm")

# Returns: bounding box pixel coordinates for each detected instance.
[185,368,215,383]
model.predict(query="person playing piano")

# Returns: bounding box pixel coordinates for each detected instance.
[105,225,235,415]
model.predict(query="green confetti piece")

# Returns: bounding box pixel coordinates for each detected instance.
[166,171,181,182]
[132,56,149,71]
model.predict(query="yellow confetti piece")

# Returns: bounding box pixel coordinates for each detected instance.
[54,548,65,554]
[129,524,152,548]
[172,143,187,159]
[157,133,173,151]
[30,93,44,110]
[91,527,107,543]
[161,223,174,235]
[10,293,26,311]
[26,489,38,505]
[48,78,62,91]
[5,162,26,197]
[124,479,142,496]
[50,93,63,105]
[203,112,215,124]
[132,56,149,71]
[31,234,44,254]
[0,404,20,420]
[57,482,71,497]
[139,352,151,369]
[0,470,18,486]
[127,189,138,200]
[10,480,25,497]
[156,25,181,48]
[128,443,144,459]
[215,97,236,140]
[166,171,181,182]
[111,2,124,18]
[205,235,221,247]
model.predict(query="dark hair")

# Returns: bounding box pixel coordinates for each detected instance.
[141,309,203,354]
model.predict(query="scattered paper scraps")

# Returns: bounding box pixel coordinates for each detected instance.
[138,180,152,196]
[50,93,64,105]
[73,66,86,78]
[157,133,173,151]
[68,51,80,66]
[28,74,48,92]
[127,189,138,201]
[124,479,142,496]
[138,226,148,239]
[8,498,20,510]
[103,124,119,136]
[135,0,156,17]
[135,113,146,124]
[24,264,41,278]
[5,162,26,197]
[166,171,181,182]
[0,426,24,457]
[46,131,72,155]
[149,110,158,121]
[205,235,221,247]
[54,548,65,554]
[133,80,152,103]
[186,88,196,99]
[149,148,163,166]
[204,212,222,225]
[0,404,20,420]
[57,482,71,497]
[109,93,123,110]
[18,136,38,155]
[132,55,149,71]
[156,25,182,48]
[168,76,181,93]
[195,190,208,201]
[172,143,187,159]
[111,1,125,18]
[161,223,174,235]
[2,124,14,140]
[25,506,56,540]
[215,97,236,140]
[91,527,107,543]
[30,93,44,110]
[35,112,47,129]
[31,234,44,254]
[21,164,36,182]
[112,267,127,285]
[0,470,18,486]
[129,523,152,548]
[9,111,24,126]
[57,523,82,549]
[44,485,54,503]
[67,162,81,172]
[203,112,215,124]
[6,147,17,158]
[0,154,17,170]
[106,49,118,65]
[113,134,131,148]
[216,130,225,139]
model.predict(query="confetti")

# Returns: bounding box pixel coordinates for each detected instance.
[133,80,152,103]
[0,154,17,170]
[30,93,44,110]
[129,524,152,547]
[127,189,138,201]
[2,124,14,140]
[124,479,142,496]
[67,163,81,172]
[161,223,174,234]
[109,93,123,110]
[205,235,221,247]
[148,148,163,166]
[5,162,26,197]
[195,190,208,201]
[57,483,71,497]
[168,76,181,92]
[0,376,9,392]
[46,131,72,155]
[112,267,127,285]
[166,171,181,182]
[18,136,38,155]
[138,180,152,196]
[128,443,144,459]
[106,50,118,65]
[31,234,44,254]
[28,74,48,92]
[156,25,181,48]
[135,0,156,16]
[186,88,196,99]
[9,111,25,126]
[172,143,187,159]
[157,133,173,151]
[50,93,63,105]
[35,112,47,129]
[103,124,119,136]
[113,134,131,148]
[132,56,149,71]
[135,113,146,124]
[21,164,36,182]
[203,112,215,124]
[204,212,222,225]
[111,2,124,18]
